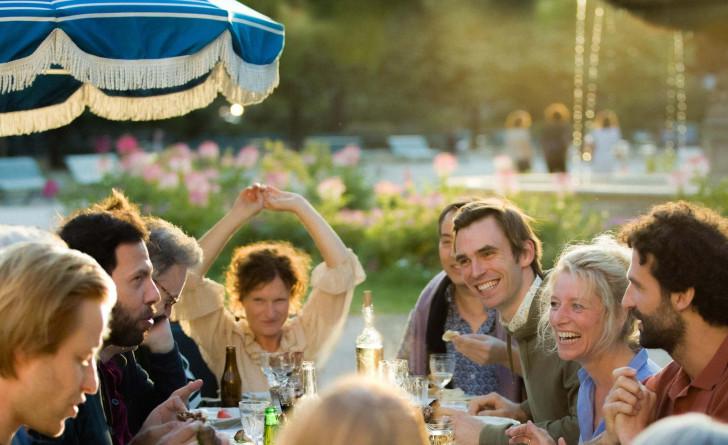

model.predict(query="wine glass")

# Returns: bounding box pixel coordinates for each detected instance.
[429,353,455,401]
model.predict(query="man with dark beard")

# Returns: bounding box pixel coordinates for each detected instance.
[40,191,187,445]
[594,201,728,445]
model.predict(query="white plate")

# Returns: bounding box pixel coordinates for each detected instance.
[193,407,240,428]
[474,415,520,427]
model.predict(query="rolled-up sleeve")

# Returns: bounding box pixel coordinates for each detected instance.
[298,250,366,365]
[172,275,238,378]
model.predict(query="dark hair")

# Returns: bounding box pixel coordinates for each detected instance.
[58,189,148,274]
[225,241,311,315]
[452,197,543,277]
[437,199,476,236]
[619,201,728,326]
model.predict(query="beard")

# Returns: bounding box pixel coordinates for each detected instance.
[107,304,153,347]
[634,299,685,354]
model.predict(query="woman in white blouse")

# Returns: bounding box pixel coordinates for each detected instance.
[173,184,365,392]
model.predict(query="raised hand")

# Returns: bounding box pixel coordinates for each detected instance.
[261,185,305,213]
[468,392,528,423]
[452,333,508,367]
[231,184,264,218]
[506,421,560,445]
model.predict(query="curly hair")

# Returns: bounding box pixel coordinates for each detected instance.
[225,240,311,316]
[618,201,728,326]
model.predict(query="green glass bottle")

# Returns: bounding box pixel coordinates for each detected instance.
[263,406,279,445]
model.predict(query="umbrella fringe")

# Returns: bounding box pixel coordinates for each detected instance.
[0,35,54,94]
[0,88,85,136]
[220,37,280,95]
[54,28,227,91]
[0,63,283,136]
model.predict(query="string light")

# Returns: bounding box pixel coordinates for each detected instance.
[665,31,687,150]
[584,7,604,128]
[572,0,588,150]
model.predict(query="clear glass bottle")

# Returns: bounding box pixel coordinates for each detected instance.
[355,290,383,375]
[301,361,317,398]
[220,345,242,407]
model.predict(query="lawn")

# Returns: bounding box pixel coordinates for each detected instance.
[349,264,434,315]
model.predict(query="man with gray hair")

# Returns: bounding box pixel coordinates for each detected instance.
[137,217,217,406]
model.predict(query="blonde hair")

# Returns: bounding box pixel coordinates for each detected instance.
[276,375,429,445]
[537,235,637,356]
[544,103,570,121]
[0,242,116,378]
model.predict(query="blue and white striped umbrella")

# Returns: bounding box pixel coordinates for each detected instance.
[0,0,285,136]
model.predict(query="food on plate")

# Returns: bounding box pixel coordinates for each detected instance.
[217,408,233,419]
[442,330,460,342]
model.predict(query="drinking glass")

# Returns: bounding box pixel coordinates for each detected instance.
[406,375,429,406]
[239,400,268,445]
[426,416,454,445]
[428,353,455,400]
[378,359,400,387]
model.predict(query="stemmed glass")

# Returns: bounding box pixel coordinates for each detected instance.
[429,353,455,401]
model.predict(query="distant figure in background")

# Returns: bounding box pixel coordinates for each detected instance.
[276,375,429,445]
[504,110,533,173]
[541,103,571,173]
[588,110,621,174]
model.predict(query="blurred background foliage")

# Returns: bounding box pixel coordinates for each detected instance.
[3,0,721,160]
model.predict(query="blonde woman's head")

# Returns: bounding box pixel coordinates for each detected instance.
[276,375,428,445]
[538,235,636,360]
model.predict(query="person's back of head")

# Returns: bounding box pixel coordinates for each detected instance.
[619,201,728,327]
[58,190,148,274]
[0,225,61,250]
[276,375,428,445]
[633,413,728,445]
[0,242,116,378]
[144,216,202,278]
[452,197,543,277]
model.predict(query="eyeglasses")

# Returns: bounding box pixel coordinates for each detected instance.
[154,279,180,306]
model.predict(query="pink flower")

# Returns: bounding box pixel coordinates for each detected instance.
[336,209,367,226]
[185,172,213,206]
[116,134,140,156]
[374,180,403,196]
[142,163,163,182]
[42,179,59,198]
[158,172,179,189]
[202,168,220,181]
[198,140,220,160]
[169,143,193,159]
[433,152,458,177]
[167,156,192,174]
[188,189,210,207]
[333,145,361,167]
[235,145,259,168]
[120,152,151,176]
[264,171,290,189]
[317,176,346,201]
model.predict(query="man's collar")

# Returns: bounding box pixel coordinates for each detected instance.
[501,276,542,332]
